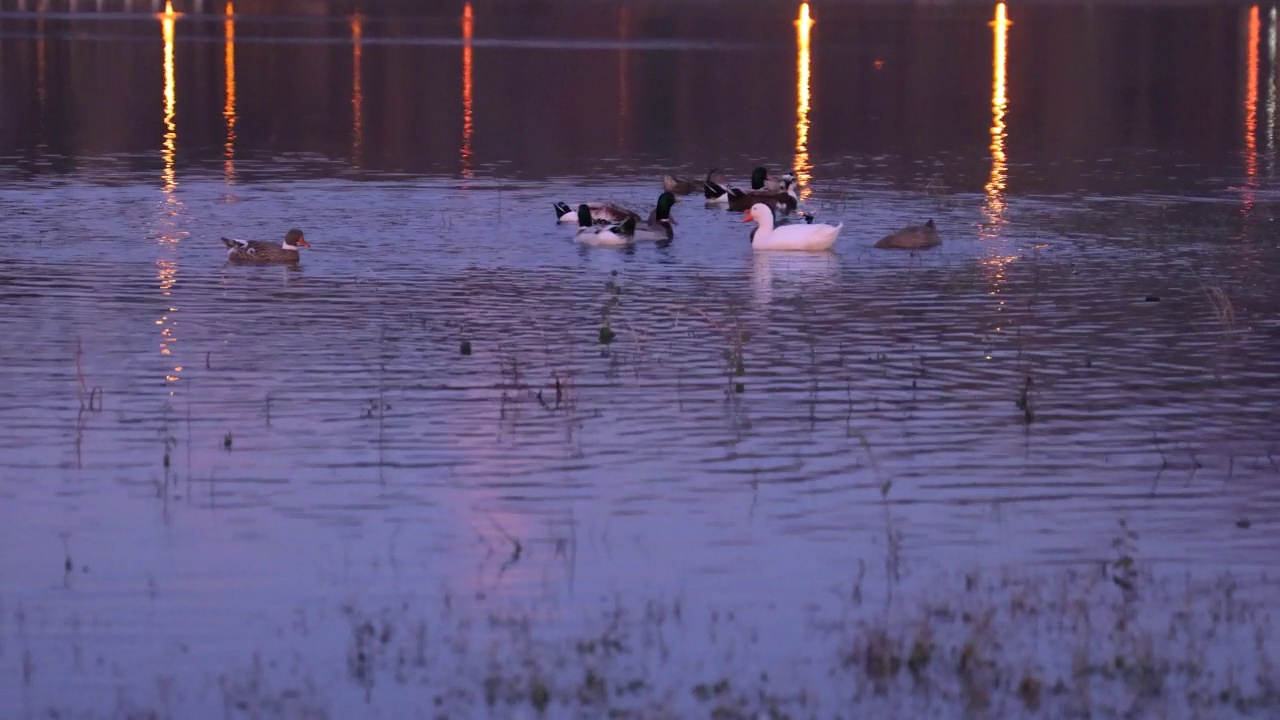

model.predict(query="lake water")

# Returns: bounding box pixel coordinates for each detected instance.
[1,1,1278,717]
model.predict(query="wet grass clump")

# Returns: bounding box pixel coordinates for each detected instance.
[172,557,1278,719]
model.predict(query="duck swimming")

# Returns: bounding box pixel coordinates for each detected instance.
[630,192,677,242]
[749,206,814,242]
[574,204,636,247]
[555,201,640,225]
[662,174,701,195]
[221,228,310,263]
[743,203,841,251]
[707,167,799,212]
[874,219,941,250]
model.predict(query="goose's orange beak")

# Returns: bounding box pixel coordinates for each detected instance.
[296,238,311,247]
[741,211,753,223]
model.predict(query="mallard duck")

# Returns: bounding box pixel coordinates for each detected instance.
[663,174,701,195]
[874,219,940,250]
[743,203,840,251]
[574,204,636,246]
[725,187,798,213]
[631,192,677,242]
[705,167,793,201]
[703,167,734,204]
[221,228,309,263]
[707,167,799,212]
[750,166,795,194]
[555,201,640,225]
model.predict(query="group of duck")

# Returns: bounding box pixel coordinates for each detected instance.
[556,166,941,252]
[219,166,940,263]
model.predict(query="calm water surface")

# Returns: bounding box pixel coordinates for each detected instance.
[0,1,1278,717]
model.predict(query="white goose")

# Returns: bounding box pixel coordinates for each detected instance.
[743,203,841,251]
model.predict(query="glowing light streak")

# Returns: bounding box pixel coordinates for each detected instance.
[983,3,1010,230]
[1243,5,1260,213]
[224,1,236,182]
[160,0,178,195]
[460,4,473,178]
[157,0,183,388]
[794,3,814,202]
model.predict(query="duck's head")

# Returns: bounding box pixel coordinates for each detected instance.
[576,204,594,228]
[283,228,310,249]
[741,203,773,227]
[750,166,769,190]
[655,192,676,223]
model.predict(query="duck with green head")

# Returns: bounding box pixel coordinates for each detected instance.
[631,192,677,243]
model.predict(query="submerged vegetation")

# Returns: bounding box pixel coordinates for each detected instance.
[200,561,1277,718]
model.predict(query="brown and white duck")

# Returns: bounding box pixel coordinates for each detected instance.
[705,167,799,212]
[222,228,310,263]
[874,219,941,250]
[662,174,701,195]
[555,201,640,225]
[704,166,794,203]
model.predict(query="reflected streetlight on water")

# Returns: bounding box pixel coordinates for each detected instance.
[983,2,1010,233]
[1243,5,1260,214]
[982,4,1015,346]
[224,0,236,183]
[158,0,183,389]
[461,3,473,178]
[794,2,814,202]
[160,0,178,195]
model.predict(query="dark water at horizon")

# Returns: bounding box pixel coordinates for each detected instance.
[0,1,1278,717]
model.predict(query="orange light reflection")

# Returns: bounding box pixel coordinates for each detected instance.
[983,3,1010,232]
[161,0,178,194]
[352,13,364,166]
[794,3,814,201]
[223,1,236,182]
[461,3,474,178]
[158,0,183,388]
[1244,5,1260,213]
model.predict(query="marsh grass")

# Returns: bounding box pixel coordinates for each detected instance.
[189,557,1280,719]
[1204,285,1236,331]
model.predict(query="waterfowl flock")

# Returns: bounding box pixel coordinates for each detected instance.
[220,167,942,264]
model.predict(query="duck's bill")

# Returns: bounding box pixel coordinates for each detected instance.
[741,212,753,222]
[296,238,311,247]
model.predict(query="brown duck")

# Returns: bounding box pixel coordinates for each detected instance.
[222,228,310,263]
[662,174,701,195]
[874,220,941,250]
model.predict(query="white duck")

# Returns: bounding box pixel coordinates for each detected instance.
[574,204,635,247]
[743,203,841,251]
